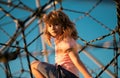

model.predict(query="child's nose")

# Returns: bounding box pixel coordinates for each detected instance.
[51,25,55,30]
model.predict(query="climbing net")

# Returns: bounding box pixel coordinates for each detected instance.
[0,0,119,78]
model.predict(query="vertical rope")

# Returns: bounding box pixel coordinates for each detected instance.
[115,0,120,36]
[18,21,33,78]
[113,34,119,78]
[115,0,120,78]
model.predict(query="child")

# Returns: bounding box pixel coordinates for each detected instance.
[31,10,92,78]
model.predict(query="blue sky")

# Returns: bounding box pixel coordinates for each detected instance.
[0,0,119,78]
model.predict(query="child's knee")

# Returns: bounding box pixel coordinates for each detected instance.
[31,60,40,70]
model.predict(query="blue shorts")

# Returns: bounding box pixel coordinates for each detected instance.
[37,62,79,78]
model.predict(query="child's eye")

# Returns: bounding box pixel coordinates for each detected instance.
[49,25,52,27]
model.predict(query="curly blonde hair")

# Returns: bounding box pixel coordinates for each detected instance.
[43,10,78,46]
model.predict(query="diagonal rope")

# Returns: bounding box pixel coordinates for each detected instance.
[78,30,116,53]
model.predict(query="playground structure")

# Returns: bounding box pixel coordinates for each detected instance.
[0,0,120,78]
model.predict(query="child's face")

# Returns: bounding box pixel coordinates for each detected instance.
[47,24,63,38]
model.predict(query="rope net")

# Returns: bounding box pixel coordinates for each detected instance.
[0,0,119,78]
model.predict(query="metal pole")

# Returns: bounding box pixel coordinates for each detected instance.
[35,0,48,62]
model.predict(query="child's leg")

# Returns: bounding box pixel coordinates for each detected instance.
[31,61,45,78]
[31,60,57,78]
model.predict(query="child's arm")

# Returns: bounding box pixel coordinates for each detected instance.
[68,48,92,78]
